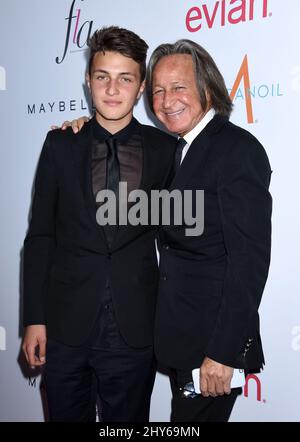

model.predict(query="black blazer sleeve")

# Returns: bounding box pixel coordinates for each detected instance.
[23,132,58,326]
[205,135,272,367]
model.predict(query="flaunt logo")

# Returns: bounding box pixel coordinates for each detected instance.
[0,66,6,90]
[56,0,94,64]
[229,55,283,124]
[186,0,270,32]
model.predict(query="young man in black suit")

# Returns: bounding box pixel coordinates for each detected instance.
[22,26,175,422]
[146,39,272,421]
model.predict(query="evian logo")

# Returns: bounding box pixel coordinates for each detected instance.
[186,0,270,32]
[56,0,94,64]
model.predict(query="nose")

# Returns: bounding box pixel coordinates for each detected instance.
[162,90,175,109]
[106,79,119,96]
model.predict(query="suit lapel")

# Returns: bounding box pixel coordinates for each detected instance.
[169,115,228,190]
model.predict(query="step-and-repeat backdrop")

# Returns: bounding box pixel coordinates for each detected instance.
[1,0,299,421]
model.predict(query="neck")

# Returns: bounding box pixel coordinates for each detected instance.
[95,111,133,134]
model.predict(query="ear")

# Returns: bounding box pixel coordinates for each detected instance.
[86,73,91,91]
[137,80,146,100]
[205,89,212,110]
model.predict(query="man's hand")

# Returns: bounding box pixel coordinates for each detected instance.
[199,356,234,397]
[22,325,47,369]
[50,116,90,133]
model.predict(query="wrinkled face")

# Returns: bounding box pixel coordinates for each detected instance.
[152,54,208,136]
[87,51,145,132]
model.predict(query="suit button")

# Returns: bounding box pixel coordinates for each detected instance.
[162,275,167,281]
[163,244,169,250]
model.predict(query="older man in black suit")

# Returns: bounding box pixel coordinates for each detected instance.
[146,39,272,422]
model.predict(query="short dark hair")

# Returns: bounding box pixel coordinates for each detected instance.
[88,26,148,82]
[146,39,233,117]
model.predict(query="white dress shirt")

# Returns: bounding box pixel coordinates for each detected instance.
[180,108,216,165]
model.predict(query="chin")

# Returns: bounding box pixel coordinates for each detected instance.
[164,123,186,136]
[101,111,126,121]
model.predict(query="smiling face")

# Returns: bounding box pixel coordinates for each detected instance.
[87,51,145,133]
[152,54,209,137]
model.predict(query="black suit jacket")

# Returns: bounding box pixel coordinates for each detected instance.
[23,119,176,348]
[154,115,272,371]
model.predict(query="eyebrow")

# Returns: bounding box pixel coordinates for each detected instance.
[153,80,183,88]
[92,69,136,76]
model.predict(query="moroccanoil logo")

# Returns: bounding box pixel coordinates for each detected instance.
[186,0,271,32]
[229,55,283,124]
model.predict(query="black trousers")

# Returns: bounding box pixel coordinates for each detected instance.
[170,369,242,422]
[43,338,156,422]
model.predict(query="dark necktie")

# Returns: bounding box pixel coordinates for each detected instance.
[174,137,187,175]
[106,137,120,192]
[104,137,120,247]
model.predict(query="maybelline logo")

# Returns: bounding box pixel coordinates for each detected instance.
[27,98,89,115]
[56,0,94,64]
[28,377,37,388]
[186,0,271,32]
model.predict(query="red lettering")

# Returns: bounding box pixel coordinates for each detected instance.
[185,0,269,31]
[228,0,246,25]
[249,0,255,20]
[263,0,268,17]
[202,2,219,29]
[186,7,202,32]
[244,374,262,401]
[221,0,226,26]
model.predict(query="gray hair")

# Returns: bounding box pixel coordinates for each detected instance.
[146,39,233,117]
